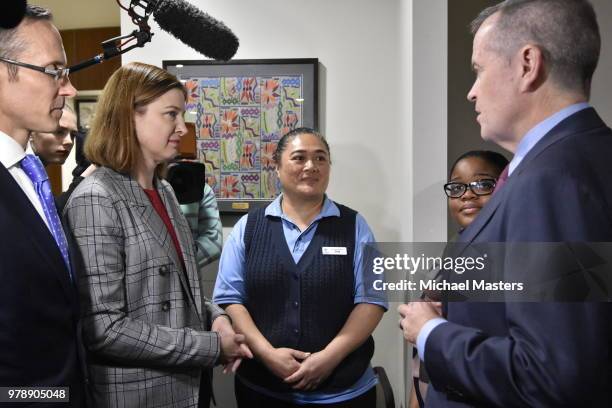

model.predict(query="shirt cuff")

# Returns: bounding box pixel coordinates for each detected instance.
[212,296,244,306]
[416,317,447,362]
[354,297,389,311]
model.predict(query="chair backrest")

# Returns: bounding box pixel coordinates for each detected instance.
[374,366,395,408]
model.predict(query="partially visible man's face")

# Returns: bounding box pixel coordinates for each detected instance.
[30,108,76,165]
[0,19,77,145]
[467,15,523,146]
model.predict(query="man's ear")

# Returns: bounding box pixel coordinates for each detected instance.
[517,44,546,92]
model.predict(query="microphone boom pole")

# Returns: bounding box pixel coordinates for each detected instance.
[69,0,155,74]
[68,29,153,74]
[68,0,239,75]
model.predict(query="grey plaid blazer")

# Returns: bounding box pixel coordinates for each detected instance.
[64,167,225,408]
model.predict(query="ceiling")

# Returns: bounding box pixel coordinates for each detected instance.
[34,0,120,29]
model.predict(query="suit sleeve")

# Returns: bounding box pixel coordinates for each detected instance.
[64,183,221,369]
[204,298,227,325]
[425,168,611,407]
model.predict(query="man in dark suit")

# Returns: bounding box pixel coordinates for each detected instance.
[0,5,84,406]
[399,0,611,406]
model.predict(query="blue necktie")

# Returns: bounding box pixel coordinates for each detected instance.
[21,154,73,281]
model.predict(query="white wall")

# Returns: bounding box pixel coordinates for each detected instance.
[121,0,411,239]
[412,1,447,243]
[36,0,119,29]
[121,0,421,406]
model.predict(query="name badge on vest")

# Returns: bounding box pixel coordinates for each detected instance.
[322,247,347,255]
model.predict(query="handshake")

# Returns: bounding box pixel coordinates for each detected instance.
[212,315,254,373]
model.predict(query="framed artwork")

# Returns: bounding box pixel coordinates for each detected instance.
[75,97,98,132]
[163,58,319,213]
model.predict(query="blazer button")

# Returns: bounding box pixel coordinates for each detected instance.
[162,301,171,311]
[159,265,169,276]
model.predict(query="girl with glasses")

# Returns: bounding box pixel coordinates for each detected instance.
[410,150,509,408]
[445,150,509,231]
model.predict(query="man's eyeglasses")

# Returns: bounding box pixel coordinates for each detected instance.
[443,179,497,198]
[0,56,70,82]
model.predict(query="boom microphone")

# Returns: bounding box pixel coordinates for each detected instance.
[68,0,240,74]
[152,0,239,61]
[1,0,27,29]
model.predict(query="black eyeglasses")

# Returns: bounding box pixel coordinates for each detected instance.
[443,179,497,198]
[0,56,70,82]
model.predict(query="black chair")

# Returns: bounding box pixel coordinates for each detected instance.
[374,366,395,408]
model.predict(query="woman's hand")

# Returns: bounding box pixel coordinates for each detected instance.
[283,350,340,391]
[262,347,310,379]
[212,316,253,373]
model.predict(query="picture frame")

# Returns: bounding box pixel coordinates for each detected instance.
[75,97,98,132]
[163,58,319,213]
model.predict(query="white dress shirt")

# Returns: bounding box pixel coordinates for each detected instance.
[0,131,51,230]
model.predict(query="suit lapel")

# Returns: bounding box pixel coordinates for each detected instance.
[0,165,74,299]
[158,183,202,317]
[111,171,182,267]
[108,170,200,315]
[461,108,607,245]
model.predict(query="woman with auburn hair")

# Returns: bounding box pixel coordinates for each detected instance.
[63,62,251,408]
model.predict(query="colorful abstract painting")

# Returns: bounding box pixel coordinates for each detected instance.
[190,75,304,201]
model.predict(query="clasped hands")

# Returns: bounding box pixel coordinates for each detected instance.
[212,315,253,373]
[397,300,442,344]
[263,347,339,391]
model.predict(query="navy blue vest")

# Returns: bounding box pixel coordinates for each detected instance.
[237,203,374,392]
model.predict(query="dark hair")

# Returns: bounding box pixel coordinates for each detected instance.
[449,150,509,179]
[0,6,53,80]
[470,0,600,97]
[273,127,331,164]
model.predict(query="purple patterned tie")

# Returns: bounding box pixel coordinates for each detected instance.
[493,165,510,194]
[21,154,73,281]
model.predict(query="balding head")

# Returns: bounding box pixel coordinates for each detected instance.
[471,0,600,98]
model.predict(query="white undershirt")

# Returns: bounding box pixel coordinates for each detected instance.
[0,131,51,230]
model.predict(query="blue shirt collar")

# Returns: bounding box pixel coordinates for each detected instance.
[508,102,590,175]
[265,194,340,223]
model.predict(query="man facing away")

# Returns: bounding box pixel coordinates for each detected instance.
[0,5,85,406]
[399,1,611,406]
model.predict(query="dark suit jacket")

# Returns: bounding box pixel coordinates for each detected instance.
[425,108,612,407]
[0,164,85,407]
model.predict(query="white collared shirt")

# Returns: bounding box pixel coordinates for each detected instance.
[0,131,51,230]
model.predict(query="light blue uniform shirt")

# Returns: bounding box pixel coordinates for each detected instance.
[214,195,387,403]
[417,102,591,362]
